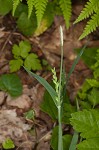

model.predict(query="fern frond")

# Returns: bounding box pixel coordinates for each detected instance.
[79,12,99,40]
[33,0,48,26]
[59,0,72,29]
[12,0,21,15]
[74,0,99,24]
[27,0,34,18]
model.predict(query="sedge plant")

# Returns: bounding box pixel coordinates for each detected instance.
[24,26,86,150]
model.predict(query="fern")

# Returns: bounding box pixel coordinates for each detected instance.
[12,0,72,29]
[27,0,34,18]
[79,12,99,40]
[12,0,21,15]
[74,0,99,39]
[59,0,72,29]
[33,0,48,26]
[74,0,98,23]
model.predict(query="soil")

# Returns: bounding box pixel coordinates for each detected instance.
[0,1,99,150]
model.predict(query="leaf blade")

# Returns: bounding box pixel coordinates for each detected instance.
[24,67,58,106]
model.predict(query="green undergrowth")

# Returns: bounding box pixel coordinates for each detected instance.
[70,48,99,149]
[9,40,50,72]
[40,47,99,149]
[24,33,99,149]
[0,0,70,36]
[0,0,99,38]
[9,40,42,72]
[74,0,99,39]
[2,138,15,149]
[24,26,86,150]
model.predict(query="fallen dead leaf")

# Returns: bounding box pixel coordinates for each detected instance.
[0,27,5,38]
[0,91,6,105]
[0,109,32,146]
[6,94,32,111]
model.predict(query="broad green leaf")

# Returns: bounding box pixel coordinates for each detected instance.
[62,103,76,124]
[12,41,31,59]
[80,80,91,93]
[2,138,15,149]
[86,79,99,87]
[93,68,99,79]
[14,3,28,18]
[0,0,13,15]
[42,59,48,66]
[51,126,72,150]
[17,12,36,36]
[88,88,99,107]
[24,109,35,120]
[12,44,20,58]
[19,41,31,58]
[9,59,23,72]
[0,78,6,91]
[75,47,98,68]
[77,91,87,100]
[24,53,42,70]
[41,85,58,120]
[69,131,78,150]
[77,80,91,100]
[24,67,57,106]
[79,101,91,109]
[0,74,22,97]
[91,61,99,70]
[63,135,72,150]
[77,138,99,150]
[70,109,99,139]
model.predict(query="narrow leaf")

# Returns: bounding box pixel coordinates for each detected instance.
[66,44,87,86]
[24,67,58,106]
[41,85,58,120]
[69,131,78,150]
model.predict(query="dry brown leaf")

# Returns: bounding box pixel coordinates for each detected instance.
[0,109,31,144]
[6,94,32,110]
[0,27,5,38]
[0,91,6,105]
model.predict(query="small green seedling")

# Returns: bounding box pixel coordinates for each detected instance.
[2,138,15,149]
[24,109,35,120]
[10,40,42,72]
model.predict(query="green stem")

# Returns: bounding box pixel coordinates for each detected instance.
[58,106,63,150]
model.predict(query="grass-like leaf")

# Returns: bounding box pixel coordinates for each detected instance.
[69,132,78,150]
[66,44,87,86]
[24,67,58,107]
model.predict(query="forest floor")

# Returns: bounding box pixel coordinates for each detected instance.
[0,1,99,150]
